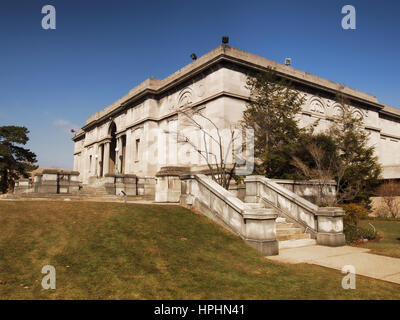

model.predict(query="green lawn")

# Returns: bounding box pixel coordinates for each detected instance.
[0,201,399,299]
[356,219,400,259]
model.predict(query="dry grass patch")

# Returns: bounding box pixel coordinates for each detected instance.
[0,201,399,299]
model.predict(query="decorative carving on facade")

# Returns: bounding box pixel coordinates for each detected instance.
[308,97,325,115]
[352,108,364,120]
[332,103,344,117]
[177,87,193,108]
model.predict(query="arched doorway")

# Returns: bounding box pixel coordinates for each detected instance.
[109,122,117,173]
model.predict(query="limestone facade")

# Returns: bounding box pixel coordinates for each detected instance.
[73,45,400,185]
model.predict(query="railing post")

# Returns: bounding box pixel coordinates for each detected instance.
[242,210,279,256]
[315,207,346,246]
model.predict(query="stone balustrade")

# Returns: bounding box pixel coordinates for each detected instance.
[180,174,279,256]
[244,175,345,246]
[269,179,337,204]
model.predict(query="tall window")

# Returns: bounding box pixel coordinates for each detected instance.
[89,155,92,173]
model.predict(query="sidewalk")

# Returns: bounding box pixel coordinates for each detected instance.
[268,245,400,285]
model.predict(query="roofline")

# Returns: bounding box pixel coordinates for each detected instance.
[72,44,399,140]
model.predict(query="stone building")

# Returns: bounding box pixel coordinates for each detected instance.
[72,44,400,196]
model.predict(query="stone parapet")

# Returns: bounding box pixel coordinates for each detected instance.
[14,169,81,195]
[244,175,345,247]
[155,167,190,202]
[270,179,337,204]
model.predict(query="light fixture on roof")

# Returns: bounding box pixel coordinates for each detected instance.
[222,36,229,44]
[190,53,197,60]
[285,58,292,66]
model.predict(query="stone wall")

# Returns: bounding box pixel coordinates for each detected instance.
[14,169,80,195]
[137,177,156,199]
[104,173,137,196]
[102,173,155,198]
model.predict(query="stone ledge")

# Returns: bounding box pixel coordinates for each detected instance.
[316,207,345,217]
[155,166,191,177]
[41,169,80,175]
[270,179,336,186]
[242,209,277,220]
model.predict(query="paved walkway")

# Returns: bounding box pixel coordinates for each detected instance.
[268,245,400,285]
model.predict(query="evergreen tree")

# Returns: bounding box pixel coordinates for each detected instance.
[328,96,381,204]
[243,67,305,178]
[0,126,37,193]
[292,95,382,205]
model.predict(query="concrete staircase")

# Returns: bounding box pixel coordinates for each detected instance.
[245,202,316,249]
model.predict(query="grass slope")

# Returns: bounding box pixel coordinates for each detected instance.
[0,201,399,299]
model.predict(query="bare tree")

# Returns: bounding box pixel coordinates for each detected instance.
[376,181,400,218]
[292,143,337,205]
[292,141,362,205]
[165,106,244,190]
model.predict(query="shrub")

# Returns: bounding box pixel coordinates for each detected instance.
[341,203,374,244]
[344,225,377,244]
[340,203,369,228]
[358,225,377,240]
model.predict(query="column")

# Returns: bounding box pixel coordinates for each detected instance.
[94,144,99,178]
[103,142,110,175]
[125,129,132,174]
[115,137,121,174]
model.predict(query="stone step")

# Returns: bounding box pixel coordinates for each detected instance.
[79,186,109,196]
[276,227,302,235]
[79,192,109,196]
[276,223,294,229]
[276,217,287,223]
[245,202,265,209]
[278,238,317,250]
[276,233,311,241]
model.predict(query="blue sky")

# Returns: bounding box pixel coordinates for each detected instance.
[0,0,399,169]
